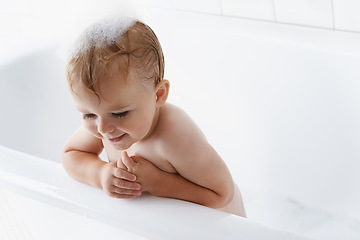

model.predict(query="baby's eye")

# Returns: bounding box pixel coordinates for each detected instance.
[112,111,128,119]
[82,113,96,120]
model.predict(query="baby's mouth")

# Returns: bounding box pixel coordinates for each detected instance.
[108,134,126,143]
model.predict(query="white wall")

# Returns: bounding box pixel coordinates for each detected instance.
[1,0,360,60]
[1,0,360,48]
[1,0,360,63]
[1,0,360,38]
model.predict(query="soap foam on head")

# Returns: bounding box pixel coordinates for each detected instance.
[68,16,137,60]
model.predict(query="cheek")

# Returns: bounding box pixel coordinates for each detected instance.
[83,121,102,138]
[122,116,143,133]
[138,109,156,130]
[125,110,154,135]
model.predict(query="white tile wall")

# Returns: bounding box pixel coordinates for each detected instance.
[221,0,275,21]
[333,0,360,32]
[0,0,31,16]
[132,0,173,9]
[2,0,360,42]
[273,0,334,28]
[173,0,221,15]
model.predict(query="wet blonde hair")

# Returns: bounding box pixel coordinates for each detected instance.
[66,18,165,97]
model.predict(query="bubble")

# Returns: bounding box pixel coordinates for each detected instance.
[68,16,137,60]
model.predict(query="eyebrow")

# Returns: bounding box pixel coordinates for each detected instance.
[110,106,132,113]
[76,104,131,114]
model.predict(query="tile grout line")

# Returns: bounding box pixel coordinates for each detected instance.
[219,0,224,16]
[331,0,336,30]
[155,6,360,35]
[272,0,278,23]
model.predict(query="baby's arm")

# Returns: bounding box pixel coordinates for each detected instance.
[122,151,233,209]
[121,123,235,209]
[62,125,141,199]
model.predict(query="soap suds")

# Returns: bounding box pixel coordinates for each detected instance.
[68,16,137,60]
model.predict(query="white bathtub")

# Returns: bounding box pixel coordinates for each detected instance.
[1,9,360,239]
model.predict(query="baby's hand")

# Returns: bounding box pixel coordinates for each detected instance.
[121,151,161,194]
[99,160,142,199]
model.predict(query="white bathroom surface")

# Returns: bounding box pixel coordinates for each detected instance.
[0,190,33,240]
[0,146,310,240]
[1,185,360,240]
[0,146,358,240]
[243,187,360,240]
[0,190,149,240]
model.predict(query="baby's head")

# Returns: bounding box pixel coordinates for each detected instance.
[66,17,165,98]
[66,17,169,150]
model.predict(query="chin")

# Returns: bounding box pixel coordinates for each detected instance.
[110,141,134,151]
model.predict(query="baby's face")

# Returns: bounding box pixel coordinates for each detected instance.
[70,67,158,150]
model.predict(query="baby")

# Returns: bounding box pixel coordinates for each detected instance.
[62,17,246,217]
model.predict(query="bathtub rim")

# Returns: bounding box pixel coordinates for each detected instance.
[0,145,311,240]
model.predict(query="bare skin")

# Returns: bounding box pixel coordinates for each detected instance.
[62,59,246,217]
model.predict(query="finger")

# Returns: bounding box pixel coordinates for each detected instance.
[108,192,140,199]
[110,187,142,196]
[131,155,146,163]
[122,151,136,171]
[113,168,137,181]
[117,158,126,169]
[113,179,141,190]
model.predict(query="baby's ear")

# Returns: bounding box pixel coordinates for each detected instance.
[155,80,170,108]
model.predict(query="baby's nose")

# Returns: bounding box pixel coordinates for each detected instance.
[97,117,115,134]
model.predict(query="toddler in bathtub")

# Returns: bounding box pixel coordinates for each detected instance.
[62,17,246,217]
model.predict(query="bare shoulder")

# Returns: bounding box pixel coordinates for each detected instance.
[157,103,206,143]
[155,103,209,161]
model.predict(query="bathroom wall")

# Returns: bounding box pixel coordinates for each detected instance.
[221,0,360,32]
[1,0,360,54]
